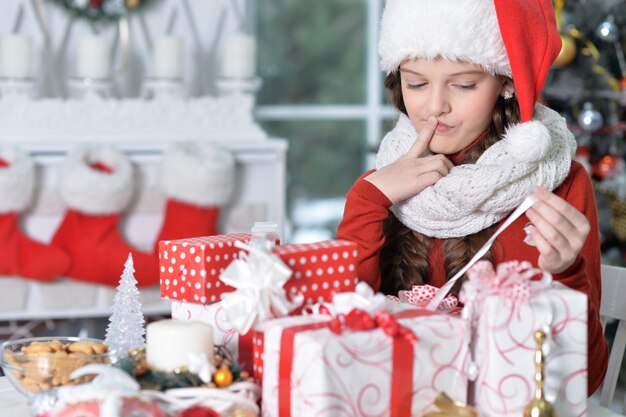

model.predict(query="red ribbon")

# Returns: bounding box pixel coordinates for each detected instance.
[278,309,435,417]
[328,309,419,345]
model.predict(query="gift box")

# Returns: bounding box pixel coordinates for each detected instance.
[159,233,252,302]
[462,261,587,417]
[168,237,361,377]
[260,308,471,417]
[160,235,359,308]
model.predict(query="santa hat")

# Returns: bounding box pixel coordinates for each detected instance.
[378,0,563,162]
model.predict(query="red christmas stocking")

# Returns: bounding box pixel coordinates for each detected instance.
[0,149,70,280]
[51,147,159,287]
[155,143,235,248]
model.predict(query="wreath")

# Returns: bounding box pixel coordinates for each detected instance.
[48,0,155,24]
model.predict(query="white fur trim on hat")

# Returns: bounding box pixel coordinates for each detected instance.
[59,147,133,215]
[503,120,552,162]
[378,0,511,76]
[0,148,34,213]
[160,143,235,207]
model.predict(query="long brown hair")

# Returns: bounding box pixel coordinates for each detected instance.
[379,69,521,296]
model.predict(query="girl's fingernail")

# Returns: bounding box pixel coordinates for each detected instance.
[427,116,438,126]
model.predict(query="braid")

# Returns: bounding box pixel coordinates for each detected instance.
[380,214,433,295]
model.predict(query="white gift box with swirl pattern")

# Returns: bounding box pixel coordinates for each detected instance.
[260,309,471,417]
[462,260,587,417]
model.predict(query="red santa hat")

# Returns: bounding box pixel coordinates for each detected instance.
[379,0,563,162]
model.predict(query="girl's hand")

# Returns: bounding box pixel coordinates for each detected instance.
[526,186,591,274]
[365,116,453,203]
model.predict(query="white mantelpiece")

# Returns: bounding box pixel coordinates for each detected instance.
[0,95,267,143]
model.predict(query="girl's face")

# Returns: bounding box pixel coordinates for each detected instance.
[400,58,508,155]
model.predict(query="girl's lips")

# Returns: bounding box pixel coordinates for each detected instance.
[436,123,453,132]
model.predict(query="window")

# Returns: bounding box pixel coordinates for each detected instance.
[256,0,397,242]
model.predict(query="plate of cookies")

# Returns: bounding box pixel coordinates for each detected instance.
[0,336,110,397]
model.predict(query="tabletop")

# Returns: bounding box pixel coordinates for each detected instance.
[0,378,29,417]
[0,377,618,417]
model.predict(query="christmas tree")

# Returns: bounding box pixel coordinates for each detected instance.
[542,0,626,263]
[105,253,146,358]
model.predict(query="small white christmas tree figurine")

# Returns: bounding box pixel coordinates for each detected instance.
[105,253,146,358]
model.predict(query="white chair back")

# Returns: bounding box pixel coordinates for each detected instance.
[598,264,626,414]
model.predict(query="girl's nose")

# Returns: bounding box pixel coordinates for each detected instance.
[427,87,451,116]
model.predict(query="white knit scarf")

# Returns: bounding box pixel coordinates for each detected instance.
[375,104,577,238]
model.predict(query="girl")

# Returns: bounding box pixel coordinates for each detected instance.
[337,0,608,395]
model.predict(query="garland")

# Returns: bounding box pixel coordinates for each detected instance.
[48,0,154,24]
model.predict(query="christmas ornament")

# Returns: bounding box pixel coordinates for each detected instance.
[596,16,619,43]
[50,147,159,287]
[105,254,147,360]
[30,390,58,417]
[423,392,477,417]
[175,406,221,417]
[49,0,153,24]
[232,410,256,417]
[577,102,604,132]
[554,33,577,67]
[53,365,164,417]
[592,154,624,180]
[0,148,71,280]
[596,15,626,79]
[523,330,555,417]
[213,367,233,388]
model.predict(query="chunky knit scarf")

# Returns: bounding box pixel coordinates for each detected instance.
[375,104,577,238]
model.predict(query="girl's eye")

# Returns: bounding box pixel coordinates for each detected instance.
[406,83,427,90]
[456,84,477,91]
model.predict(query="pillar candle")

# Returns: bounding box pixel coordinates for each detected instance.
[146,319,214,372]
[77,36,111,79]
[0,35,33,79]
[220,34,256,79]
[153,36,184,79]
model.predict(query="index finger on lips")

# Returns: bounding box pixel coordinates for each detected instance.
[406,116,438,158]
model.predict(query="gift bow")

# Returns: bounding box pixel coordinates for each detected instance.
[219,241,303,334]
[460,260,552,322]
[461,260,551,302]
[328,308,419,344]
[396,285,459,311]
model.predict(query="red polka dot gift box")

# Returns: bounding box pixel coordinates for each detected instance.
[159,234,360,310]
[159,233,253,303]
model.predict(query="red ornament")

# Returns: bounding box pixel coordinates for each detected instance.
[90,0,104,6]
[592,154,623,180]
[176,406,221,417]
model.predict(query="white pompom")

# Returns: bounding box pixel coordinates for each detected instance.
[503,121,552,162]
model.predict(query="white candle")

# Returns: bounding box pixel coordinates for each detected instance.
[146,319,213,372]
[77,36,111,79]
[0,35,33,79]
[153,36,184,79]
[221,34,257,79]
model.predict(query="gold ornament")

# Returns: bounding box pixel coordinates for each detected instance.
[523,330,555,417]
[213,367,233,387]
[423,392,478,417]
[232,409,256,417]
[554,33,577,67]
[125,0,141,9]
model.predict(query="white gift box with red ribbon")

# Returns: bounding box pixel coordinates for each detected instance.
[461,260,587,417]
[259,299,471,417]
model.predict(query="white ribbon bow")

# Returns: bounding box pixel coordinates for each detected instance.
[219,241,303,334]
[188,352,216,384]
[305,282,400,317]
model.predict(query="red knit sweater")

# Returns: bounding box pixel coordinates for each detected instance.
[337,161,608,395]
